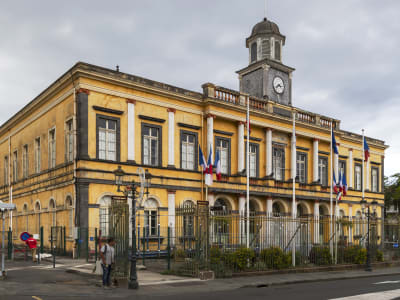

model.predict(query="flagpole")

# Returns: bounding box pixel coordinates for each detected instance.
[291,111,296,267]
[246,96,250,249]
[330,123,333,257]
[362,129,365,247]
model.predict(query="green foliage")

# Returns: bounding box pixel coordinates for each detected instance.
[375,250,384,262]
[343,245,367,265]
[260,247,292,269]
[385,173,400,209]
[233,247,255,271]
[172,248,186,260]
[309,246,332,265]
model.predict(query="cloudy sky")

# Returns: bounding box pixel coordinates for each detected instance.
[1,0,399,177]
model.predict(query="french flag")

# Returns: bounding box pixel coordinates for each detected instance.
[338,171,343,193]
[205,146,213,186]
[342,172,348,197]
[333,172,338,194]
[199,145,207,173]
[332,128,339,155]
[214,150,222,181]
[364,137,370,162]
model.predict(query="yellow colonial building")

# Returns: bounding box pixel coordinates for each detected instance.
[0,18,387,253]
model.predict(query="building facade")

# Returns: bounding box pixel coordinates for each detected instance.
[0,18,387,252]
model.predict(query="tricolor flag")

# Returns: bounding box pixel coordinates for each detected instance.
[333,172,338,194]
[199,145,207,173]
[338,171,343,193]
[364,137,370,162]
[332,128,339,155]
[342,172,348,196]
[214,150,222,181]
[205,146,213,186]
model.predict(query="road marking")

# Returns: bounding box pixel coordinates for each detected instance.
[32,296,42,300]
[374,280,400,285]
[329,289,400,299]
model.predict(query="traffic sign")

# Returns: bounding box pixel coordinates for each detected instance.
[20,232,30,242]
[394,243,399,248]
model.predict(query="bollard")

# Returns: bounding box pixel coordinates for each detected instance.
[167,227,171,271]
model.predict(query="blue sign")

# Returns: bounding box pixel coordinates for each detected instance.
[20,232,30,242]
[394,243,399,248]
[90,237,94,241]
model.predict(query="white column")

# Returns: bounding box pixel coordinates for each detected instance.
[291,134,296,180]
[207,115,214,161]
[266,197,273,247]
[127,100,136,161]
[348,205,353,244]
[314,202,320,244]
[366,160,370,191]
[168,191,176,244]
[238,122,245,173]
[313,139,319,182]
[239,195,246,245]
[266,128,272,176]
[266,197,273,217]
[334,144,339,181]
[167,108,175,167]
[349,149,353,189]
[207,193,215,207]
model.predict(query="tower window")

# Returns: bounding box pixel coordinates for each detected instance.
[251,42,257,62]
[261,39,270,59]
[274,41,281,61]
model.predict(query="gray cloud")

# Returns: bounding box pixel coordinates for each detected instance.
[1,0,399,176]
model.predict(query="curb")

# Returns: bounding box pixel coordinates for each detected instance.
[239,271,400,289]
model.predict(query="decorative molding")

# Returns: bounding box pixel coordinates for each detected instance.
[77,88,90,95]
[138,115,165,123]
[318,151,330,156]
[296,146,309,151]
[167,108,176,113]
[126,99,136,104]
[177,123,201,130]
[244,136,262,142]
[339,155,348,159]
[92,105,124,115]
[214,129,234,136]
[205,113,216,119]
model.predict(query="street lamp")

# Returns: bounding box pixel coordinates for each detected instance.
[113,166,151,289]
[360,199,378,272]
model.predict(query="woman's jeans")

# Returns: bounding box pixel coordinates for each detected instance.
[102,264,112,286]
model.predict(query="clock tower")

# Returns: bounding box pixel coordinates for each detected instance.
[237,18,295,106]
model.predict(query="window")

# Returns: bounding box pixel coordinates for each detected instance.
[339,160,346,179]
[49,129,56,169]
[23,145,28,178]
[97,116,118,161]
[142,124,161,166]
[372,167,379,192]
[12,151,17,183]
[248,143,259,178]
[272,145,285,181]
[49,199,56,226]
[65,119,74,162]
[99,196,111,237]
[261,39,271,59]
[215,137,230,175]
[4,156,8,185]
[181,131,197,170]
[318,156,328,186]
[355,211,362,236]
[274,41,281,60]
[251,42,257,62]
[182,201,194,238]
[35,137,41,173]
[355,164,362,191]
[144,198,159,236]
[296,152,307,183]
[35,201,41,233]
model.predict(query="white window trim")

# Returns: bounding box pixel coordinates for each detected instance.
[48,127,56,169]
[35,136,41,173]
[65,117,75,163]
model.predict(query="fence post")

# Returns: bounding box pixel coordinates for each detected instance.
[7,227,12,260]
[157,224,161,257]
[86,228,89,263]
[51,228,55,268]
[63,226,66,256]
[77,227,81,259]
[167,227,171,271]
[142,227,145,265]
[95,228,98,262]
[40,226,44,254]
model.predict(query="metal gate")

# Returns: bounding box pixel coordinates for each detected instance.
[110,196,129,279]
[51,226,66,256]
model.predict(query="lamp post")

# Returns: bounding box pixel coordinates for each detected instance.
[113,166,151,289]
[360,199,377,272]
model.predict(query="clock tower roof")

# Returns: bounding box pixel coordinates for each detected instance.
[246,17,285,47]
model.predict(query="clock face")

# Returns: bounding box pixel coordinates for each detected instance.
[273,76,285,94]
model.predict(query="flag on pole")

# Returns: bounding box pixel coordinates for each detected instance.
[338,171,343,192]
[333,172,338,194]
[363,137,370,162]
[199,145,207,173]
[214,150,222,181]
[332,128,339,155]
[205,146,213,186]
[342,172,348,196]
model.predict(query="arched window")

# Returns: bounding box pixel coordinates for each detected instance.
[49,199,56,227]
[251,42,257,62]
[214,198,231,212]
[182,200,195,238]
[35,201,41,234]
[66,196,74,238]
[297,204,307,218]
[272,202,283,217]
[99,196,112,237]
[355,211,362,237]
[274,40,281,60]
[144,198,159,236]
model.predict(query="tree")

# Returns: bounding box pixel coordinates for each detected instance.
[385,173,400,212]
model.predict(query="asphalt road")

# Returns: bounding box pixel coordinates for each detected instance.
[3,263,400,300]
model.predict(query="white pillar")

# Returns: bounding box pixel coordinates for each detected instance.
[207,115,214,161]
[167,108,175,167]
[348,205,353,244]
[314,202,320,244]
[291,133,296,180]
[266,128,272,177]
[266,197,273,247]
[349,149,353,189]
[366,160,370,191]
[238,122,245,173]
[239,195,246,245]
[168,191,176,243]
[127,100,136,161]
[313,139,319,182]
[207,193,215,207]
[266,197,273,216]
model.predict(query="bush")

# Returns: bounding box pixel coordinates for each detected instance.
[375,250,384,262]
[260,247,291,269]
[172,248,186,260]
[233,247,255,271]
[343,245,367,265]
[309,246,332,265]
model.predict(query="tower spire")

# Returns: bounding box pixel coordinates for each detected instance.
[264,0,267,19]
